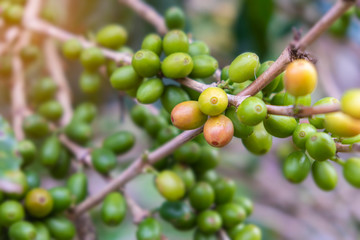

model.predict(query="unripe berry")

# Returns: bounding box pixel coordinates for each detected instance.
[198,87,228,116]
[341,89,360,119]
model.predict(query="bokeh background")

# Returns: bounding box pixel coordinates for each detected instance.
[1,0,360,239]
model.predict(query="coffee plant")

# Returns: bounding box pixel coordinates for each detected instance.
[0,0,359,239]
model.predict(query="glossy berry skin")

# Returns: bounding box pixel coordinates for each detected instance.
[325,112,360,137]
[25,170,41,190]
[17,140,36,167]
[91,148,117,175]
[65,121,92,145]
[136,78,164,104]
[283,151,311,183]
[343,158,360,188]
[40,136,61,168]
[234,224,262,240]
[31,77,57,103]
[161,53,193,79]
[173,141,201,164]
[225,106,253,139]
[341,89,360,119]
[229,52,260,83]
[96,24,127,49]
[284,59,317,97]
[216,203,246,229]
[3,4,23,24]
[101,192,126,226]
[156,126,180,145]
[305,132,336,161]
[33,222,50,240]
[309,97,339,129]
[198,87,228,116]
[22,114,49,139]
[189,41,210,57]
[292,123,317,149]
[110,65,142,90]
[159,201,196,230]
[132,50,161,77]
[312,161,338,191]
[80,47,105,70]
[0,200,24,227]
[102,131,135,155]
[263,115,298,138]
[67,172,87,204]
[136,218,161,240]
[49,187,72,213]
[190,55,218,78]
[189,182,214,211]
[213,178,236,205]
[163,30,189,55]
[204,115,234,148]
[45,216,76,240]
[9,221,36,240]
[130,105,151,127]
[80,71,101,94]
[62,39,82,59]
[49,148,71,180]
[161,85,190,113]
[73,102,97,123]
[165,7,185,30]
[38,100,63,121]
[233,196,253,217]
[145,115,169,138]
[237,97,267,126]
[197,210,222,234]
[227,224,245,240]
[141,33,162,56]
[171,101,207,130]
[155,170,185,201]
[25,188,53,218]
[193,230,218,240]
[192,146,220,174]
[242,123,272,155]
[172,164,196,191]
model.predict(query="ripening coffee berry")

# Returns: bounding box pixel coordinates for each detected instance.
[172,164,196,191]
[216,203,246,229]
[192,146,220,173]
[343,157,360,188]
[49,187,72,213]
[233,196,253,217]
[237,97,267,126]
[102,131,135,155]
[145,115,169,138]
[284,59,317,97]
[163,30,189,55]
[309,97,339,129]
[225,106,253,139]
[325,112,360,137]
[242,123,272,155]
[62,39,82,59]
[189,41,210,57]
[263,115,298,138]
[67,172,88,204]
[305,132,336,161]
[31,77,57,103]
[141,33,162,56]
[22,114,49,139]
[189,182,215,211]
[189,55,218,78]
[155,170,185,201]
[312,161,338,191]
[221,66,230,80]
[0,201,24,227]
[341,89,360,119]
[198,87,228,116]
[136,218,161,240]
[110,65,142,90]
[161,52,193,79]
[213,178,236,204]
[65,121,92,145]
[80,47,105,70]
[24,188,53,218]
[79,71,101,94]
[204,115,234,148]
[40,136,61,168]
[283,151,311,183]
[165,7,185,30]
[292,123,317,149]
[171,101,207,130]
[38,100,63,121]
[17,140,36,167]
[130,105,151,127]
[136,78,164,104]
[73,102,97,123]
[174,141,201,164]
[45,216,76,240]
[229,52,260,83]
[161,85,191,113]
[234,224,262,240]
[132,50,161,77]
[197,210,222,234]
[101,192,126,226]
[96,24,127,49]
[9,221,36,240]
[91,148,117,175]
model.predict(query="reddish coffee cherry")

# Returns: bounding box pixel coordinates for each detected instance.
[171,101,208,130]
[203,115,234,148]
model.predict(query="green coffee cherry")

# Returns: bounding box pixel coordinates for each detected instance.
[172,164,196,192]
[91,148,117,175]
[171,100,207,130]
[132,50,161,77]
[67,172,87,204]
[216,203,246,229]
[231,80,263,99]
[283,151,311,183]
[161,85,190,113]
[237,97,267,126]
[144,115,169,138]
[165,7,185,30]
[242,123,272,155]
[155,170,185,201]
[80,47,105,70]
[213,178,236,204]
[25,170,40,190]
[141,33,162,56]
[227,224,245,240]
[40,136,61,168]
[3,4,23,24]
[20,45,40,64]
[17,140,36,167]
[229,52,260,83]
[49,187,72,213]
[38,100,63,121]
[101,192,126,226]
[173,141,201,164]
[197,210,222,234]
[25,188,53,218]
[193,230,217,240]
[309,97,339,129]
[33,222,50,240]
[234,224,261,240]
[305,132,336,161]
[283,92,311,106]
[189,182,214,211]
[9,221,36,240]
[62,39,82,59]
[159,201,196,230]
[31,77,57,103]
[136,78,164,104]
[161,53,193,79]
[225,106,253,139]
[136,218,161,240]
[79,71,101,94]
[49,148,71,179]
[163,30,189,55]
[256,61,282,95]
[45,216,76,240]
[192,146,220,174]
[130,105,151,127]
[263,115,298,138]
[110,65,142,90]
[292,123,317,149]
[198,170,219,188]
[312,161,338,191]
[64,121,92,145]
[0,200,24,227]
[96,24,127,49]
[23,114,49,139]
[102,131,135,155]
[198,87,228,116]
[73,102,97,123]
[233,196,253,217]
[190,55,218,78]
[343,157,360,188]
[189,41,210,57]
[156,125,180,145]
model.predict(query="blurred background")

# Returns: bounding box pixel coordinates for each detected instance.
[1,0,360,239]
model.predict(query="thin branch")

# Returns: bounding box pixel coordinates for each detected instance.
[336,142,360,152]
[58,134,92,166]
[124,192,150,224]
[266,103,341,117]
[218,229,231,240]
[118,0,167,35]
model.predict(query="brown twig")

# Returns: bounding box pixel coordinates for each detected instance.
[266,103,341,117]
[336,142,360,152]
[218,229,231,240]
[124,192,150,224]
